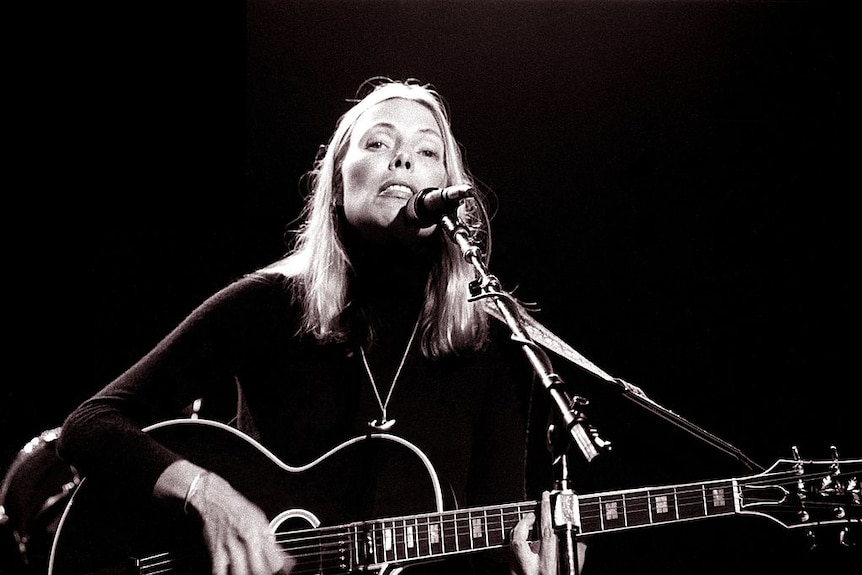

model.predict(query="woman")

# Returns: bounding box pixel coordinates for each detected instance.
[57,78,573,574]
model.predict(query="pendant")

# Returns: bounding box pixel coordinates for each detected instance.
[368,418,396,431]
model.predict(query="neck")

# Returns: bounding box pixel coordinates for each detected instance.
[344,233,436,350]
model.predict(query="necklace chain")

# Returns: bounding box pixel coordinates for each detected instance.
[359,315,421,431]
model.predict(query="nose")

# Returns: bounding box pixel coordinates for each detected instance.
[389,150,412,171]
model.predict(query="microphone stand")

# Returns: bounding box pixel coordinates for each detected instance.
[438,213,605,575]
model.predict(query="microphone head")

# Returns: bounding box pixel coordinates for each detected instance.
[403,190,428,228]
[405,185,474,228]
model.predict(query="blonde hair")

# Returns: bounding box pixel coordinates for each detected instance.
[261,78,491,358]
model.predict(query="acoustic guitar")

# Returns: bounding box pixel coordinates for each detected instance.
[49,418,860,574]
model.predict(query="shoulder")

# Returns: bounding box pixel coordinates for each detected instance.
[188,272,297,325]
[212,271,291,301]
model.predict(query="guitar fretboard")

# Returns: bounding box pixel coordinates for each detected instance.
[278,479,738,571]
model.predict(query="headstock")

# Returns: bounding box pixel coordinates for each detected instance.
[738,446,860,547]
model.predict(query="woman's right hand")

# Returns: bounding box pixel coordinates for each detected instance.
[155,460,294,574]
[185,471,294,574]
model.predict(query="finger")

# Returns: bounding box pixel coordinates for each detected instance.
[540,490,554,539]
[210,546,230,575]
[510,511,536,542]
[225,536,250,575]
[245,533,275,575]
[260,530,290,574]
[539,491,560,575]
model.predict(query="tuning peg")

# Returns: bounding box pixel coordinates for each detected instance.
[792,445,804,474]
[588,425,612,452]
[838,526,855,548]
[830,445,841,475]
[568,394,589,409]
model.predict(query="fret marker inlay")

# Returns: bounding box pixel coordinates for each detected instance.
[655,495,669,514]
[711,488,726,507]
[471,518,483,539]
[605,501,618,520]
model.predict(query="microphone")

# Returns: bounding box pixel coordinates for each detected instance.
[403,184,474,228]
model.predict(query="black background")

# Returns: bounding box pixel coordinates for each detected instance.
[4,1,858,573]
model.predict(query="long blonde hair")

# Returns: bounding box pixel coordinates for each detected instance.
[261,78,491,358]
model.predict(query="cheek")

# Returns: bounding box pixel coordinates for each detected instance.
[341,154,378,202]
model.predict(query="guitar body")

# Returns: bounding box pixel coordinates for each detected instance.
[49,419,444,575]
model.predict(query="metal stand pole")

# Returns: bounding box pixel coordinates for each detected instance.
[437,213,606,574]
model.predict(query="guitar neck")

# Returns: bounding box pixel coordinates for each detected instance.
[288,478,738,570]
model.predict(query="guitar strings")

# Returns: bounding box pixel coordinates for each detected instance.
[135,465,858,573]
[273,506,531,571]
[275,465,860,565]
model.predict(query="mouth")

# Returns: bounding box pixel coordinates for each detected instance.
[378,183,415,200]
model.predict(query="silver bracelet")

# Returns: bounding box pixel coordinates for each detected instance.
[183,471,207,515]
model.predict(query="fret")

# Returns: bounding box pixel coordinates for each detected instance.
[380,520,394,562]
[417,515,430,557]
[455,511,472,550]
[704,480,735,517]
[370,522,380,565]
[622,491,651,527]
[430,515,444,555]
[467,511,482,549]
[394,520,403,561]
[400,520,408,559]
[625,493,631,526]
[650,488,678,523]
[444,510,458,552]
[578,496,602,534]
[352,525,363,568]
[482,509,490,548]
[599,494,625,530]
[502,505,516,544]
[647,491,654,524]
[396,519,410,559]
[382,521,395,561]
[499,505,513,544]
[678,485,706,520]
[412,517,421,557]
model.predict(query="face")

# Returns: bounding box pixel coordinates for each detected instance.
[341,98,448,244]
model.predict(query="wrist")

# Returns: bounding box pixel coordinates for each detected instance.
[153,459,208,503]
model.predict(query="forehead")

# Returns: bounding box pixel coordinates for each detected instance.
[352,98,442,138]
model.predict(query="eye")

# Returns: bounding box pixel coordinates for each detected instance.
[366,140,386,150]
[419,149,441,159]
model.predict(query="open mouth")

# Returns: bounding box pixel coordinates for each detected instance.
[379,184,414,200]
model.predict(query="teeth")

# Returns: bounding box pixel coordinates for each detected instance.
[385,184,412,195]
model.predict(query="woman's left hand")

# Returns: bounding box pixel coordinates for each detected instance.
[509,490,586,575]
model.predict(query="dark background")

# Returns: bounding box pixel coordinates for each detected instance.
[4,1,857,573]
